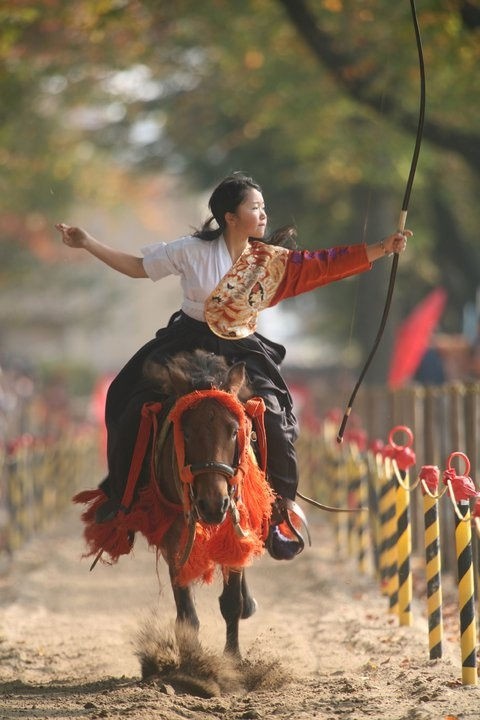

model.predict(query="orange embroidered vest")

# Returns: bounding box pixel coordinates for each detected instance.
[204,241,289,339]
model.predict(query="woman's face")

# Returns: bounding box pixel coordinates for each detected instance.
[228,188,267,239]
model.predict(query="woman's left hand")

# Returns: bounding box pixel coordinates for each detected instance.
[366,229,412,263]
[381,229,413,255]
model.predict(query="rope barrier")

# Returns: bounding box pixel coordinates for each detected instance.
[0,426,99,557]
[301,414,480,686]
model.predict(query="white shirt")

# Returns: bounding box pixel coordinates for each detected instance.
[141,235,233,321]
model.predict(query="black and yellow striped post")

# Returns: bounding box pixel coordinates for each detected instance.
[323,413,348,558]
[419,464,444,660]
[354,454,370,574]
[345,452,360,560]
[389,425,416,627]
[346,429,369,574]
[444,451,479,686]
[374,443,397,597]
[380,448,399,614]
[366,439,384,578]
[473,499,480,631]
[333,458,348,556]
[6,435,33,551]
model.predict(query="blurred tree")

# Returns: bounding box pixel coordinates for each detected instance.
[0,0,478,376]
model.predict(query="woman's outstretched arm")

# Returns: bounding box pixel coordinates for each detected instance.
[55,223,148,278]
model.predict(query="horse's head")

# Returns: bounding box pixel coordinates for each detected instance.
[147,350,252,526]
[181,361,248,525]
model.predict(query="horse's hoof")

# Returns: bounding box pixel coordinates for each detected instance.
[241,596,258,619]
[224,646,242,665]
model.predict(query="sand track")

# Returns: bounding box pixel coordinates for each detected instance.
[0,510,478,719]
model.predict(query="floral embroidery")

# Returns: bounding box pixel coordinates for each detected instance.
[204,242,289,339]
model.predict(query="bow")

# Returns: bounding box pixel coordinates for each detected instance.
[337,0,426,443]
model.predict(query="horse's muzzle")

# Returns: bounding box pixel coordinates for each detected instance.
[196,494,230,525]
[189,460,236,525]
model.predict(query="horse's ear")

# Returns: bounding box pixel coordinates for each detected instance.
[224,361,247,397]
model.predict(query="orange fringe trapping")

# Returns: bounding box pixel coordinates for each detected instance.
[74,392,273,587]
[73,483,183,565]
[176,455,273,586]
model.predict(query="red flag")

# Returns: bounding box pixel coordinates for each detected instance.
[388,287,447,389]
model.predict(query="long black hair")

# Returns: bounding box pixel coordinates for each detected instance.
[193,172,297,249]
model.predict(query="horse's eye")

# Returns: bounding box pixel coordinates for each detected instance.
[232,427,238,440]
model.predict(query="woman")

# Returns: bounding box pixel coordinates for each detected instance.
[56,172,410,560]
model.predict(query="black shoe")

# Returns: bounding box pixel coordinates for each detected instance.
[95,498,122,524]
[265,525,303,561]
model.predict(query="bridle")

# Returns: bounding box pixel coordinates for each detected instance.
[168,388,264,485]
[168,389,267,566]
[184,460,242,544]
[189,460,237,480]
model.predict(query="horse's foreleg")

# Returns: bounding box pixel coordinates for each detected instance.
[166,552,199,632]
[164,521,200,633]
[171,580,199,632]
[218,569,243,658]
[241,571,258,619]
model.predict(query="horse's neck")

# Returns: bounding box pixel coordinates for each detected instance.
[155,408,183,507]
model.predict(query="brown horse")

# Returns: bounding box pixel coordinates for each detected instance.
[75,349,274,659]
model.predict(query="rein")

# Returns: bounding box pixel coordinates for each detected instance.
[296,490,363,514]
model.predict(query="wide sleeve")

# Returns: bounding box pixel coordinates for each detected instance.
[141,237,187,281]
[268,244,372,306]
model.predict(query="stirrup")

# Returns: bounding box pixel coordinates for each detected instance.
[266,497,311,560]
[273,497,312,547]
[266,525,303,561]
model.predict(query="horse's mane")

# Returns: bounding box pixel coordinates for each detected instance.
[144,349,253,401]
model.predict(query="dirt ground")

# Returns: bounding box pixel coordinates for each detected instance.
[0,508,479,720]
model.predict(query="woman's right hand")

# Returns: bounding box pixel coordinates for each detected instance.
[54,223,90,249]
